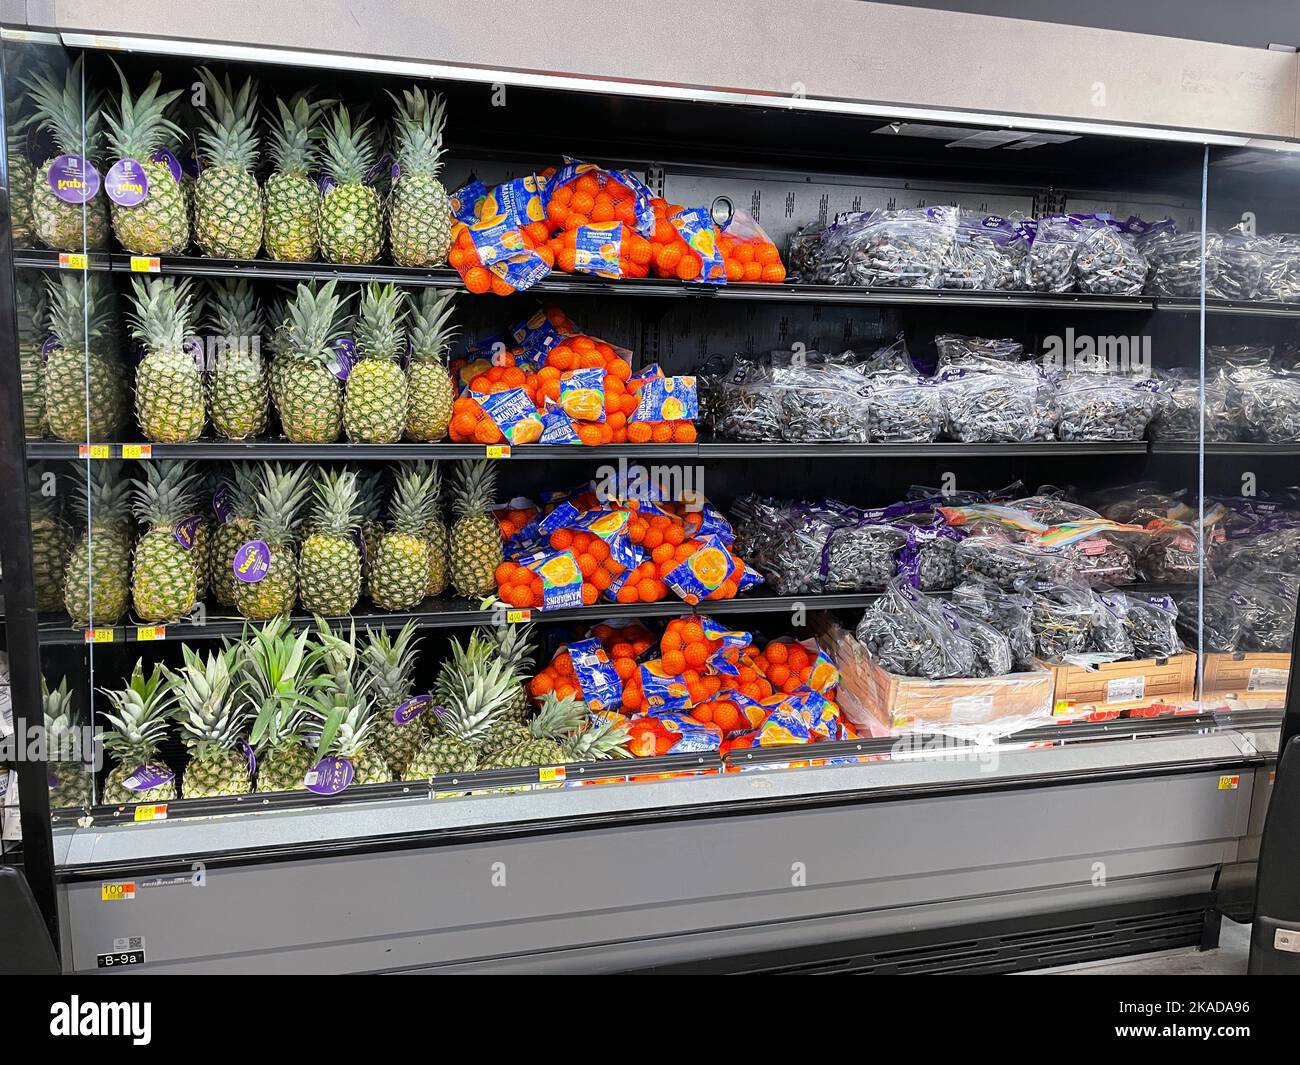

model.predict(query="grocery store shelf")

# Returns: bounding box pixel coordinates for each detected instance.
[694,438,1151,457]
[1149,441,1300,455]
[35,589,886,645]
[1156,296,1300,318]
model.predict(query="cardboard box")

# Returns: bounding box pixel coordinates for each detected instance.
[815,615,1054,733]
[1042,652,1197,718]
[1200,651,1291,708]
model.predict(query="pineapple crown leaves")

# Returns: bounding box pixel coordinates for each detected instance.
[276,279,353,366]
[103,61,187,163]
[449,458,498,521]
[169,644,250,755]
[305,616,376,759]
[126,275,198,354]
[249,462,314,546]
[319,105,378,186]
[131,459,202,528]
[388,460,440,535]
[529,690,588,742]
[483,616,536,673]
[41,675,77,731]
[564,715,634,762]
[266,91,334,177]
[353,282,409,363]
[431,630,522,742]
[75,461,133,526]
[387,85,447,179]
[359,620,421,706]
[194,66,261,173]
[216,461,260,522]
[307,467,363,537]
[240,618,330,751]
[23,55,106,161]
[99,660,177,760]
[408,289,458,364]
[44,274,115,350]
[203,277,265,340]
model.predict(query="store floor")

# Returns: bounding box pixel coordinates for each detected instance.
[1027,919,1251,975]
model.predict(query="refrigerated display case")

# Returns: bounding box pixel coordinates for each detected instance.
[0,24,1297,975]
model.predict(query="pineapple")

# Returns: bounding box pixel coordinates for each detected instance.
[127,275,204,443]
[16,276,47,439]
[193,67,264,259]
[44,677,93,808]
[103,65,190,254]
[29,477,72,613]
[306,618,389,785]
[101,661,178,805]
[130,460,202,622]
[404,631,518,779]
[243,618,324,792]
[270,280,351,443]
[449,459,503,598]
[210,463,259,606]
[299,468,363,616]
[357,468,386,599]
[485,618,537,720]
[205,278,268,440]
[359,622,424,776]
[24,56,110,251]
[8,145,34,247]
[370,461,437,610]
[233,463,313,620]
[387,86,452,267]
[424,462,449,598]
[318,106,382,264]
[344,282,408,443]
[480,691,585,769]
[63,464,133,626]
[171,644,252,798]
[42,274,130,442]
[264,93,327,261]
[404,289,456,442]
[562,715,634,762]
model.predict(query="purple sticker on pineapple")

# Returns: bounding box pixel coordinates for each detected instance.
[304,754,354,795]
[393,695,433,725]
[47,153,101,204]
[212,484,233,524]
[174,514,202,551]
[104,158,149,207]
[317,173,337,196]
[150,148,184,183]
[122,763,174,793]
[327,338,355,381]
[233,539,271,583]
[40,336,60,361]
[237,738,257,776]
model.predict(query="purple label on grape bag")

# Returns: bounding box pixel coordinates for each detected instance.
[122,763,175,792]
[150,148,184,183]
[104,158,149,207]
[174,515,202,550]
[393,695,433,725]
[233,540,272,583]
[327,338,355,381]
[304,755,354,795]
[47,154,101,204]
[212,484,233,524]
[237,738,257,775]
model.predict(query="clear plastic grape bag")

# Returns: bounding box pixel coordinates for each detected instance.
[770,363,873,442]
[1150,369,1235,441]
[866,376,942,442]
[1234,372,1300,442]
[1022,214,1084,293]
[1072,219,1149,295]
[1055,373,1160,441]
[1134,221,1214,297]
[836,207,951,289]
[940,367,1056,442]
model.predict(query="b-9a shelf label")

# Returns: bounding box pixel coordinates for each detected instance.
[121,444,153,459]
[135,625,166,642]
[129,255,161,273]
[100,881,135,901]
[83,628,115,643]
[485,445,512,459]
[133,803,168,822]
[1218,775,1241,791]
[58,252,88,270]
[506,609,532,623]
[77,444,112,459]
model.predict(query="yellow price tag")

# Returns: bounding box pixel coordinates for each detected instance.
[133,804,168,822]
[78,444,112,459]
[58,252,88,270]
[84,628,115,643]
[135,626,166,642]
[121,444,153,459]
[100,881,136,901]
[505,609,532,623]
[538,766,566,783]
[129,256,160,273]
[485,445,512,459]
[1218,775,1240,790]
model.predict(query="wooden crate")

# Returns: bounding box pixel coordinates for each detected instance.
[815,615,1054,732]
[1200,651,1292,708]
[1041,653,1198,718]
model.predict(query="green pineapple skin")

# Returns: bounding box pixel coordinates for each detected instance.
[272,356,342,444]
[405,361,453,442]
[255,743,315,793]
[194,165,264,259]
[478,718,530,758]
[320,183,382,265]
[31,162,111,251]
[32,514,73,613]
[389,176,451,268]
[44,345,129,442]
[9,154,34,246]
[298,533,361,616]
[263,172,320,261]
[210,516,253,606]
[131,528,199,622]
[209,345,269,441]
[20,340,46,440]
[370,533,430,611]
[425,518,448,597]
[348,745,393,787]
[49,762,94,808]
[344,361,407,444]
[404,729,478,779]
[136,347,205,443]
[63,526,132,626]
[450,515,501,599]
[181,750,252,799]
[103,766,176,807]
[233,543,298,620]
[111,159,190,255]
[484,738,567,771]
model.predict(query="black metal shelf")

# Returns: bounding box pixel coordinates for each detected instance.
[1149,441,1300,455]
[37,589,884,646]
[694,439,1151,457]
[1156,296,1300,318]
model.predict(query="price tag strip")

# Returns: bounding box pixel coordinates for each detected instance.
[135,625,166,642]
[58,252,89,270]
[121,444,153,459]
[129,255,161,273]
[84,628,115,643]
[485,444,512,459]
[133,803,168,822]
[77,444,112,459]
